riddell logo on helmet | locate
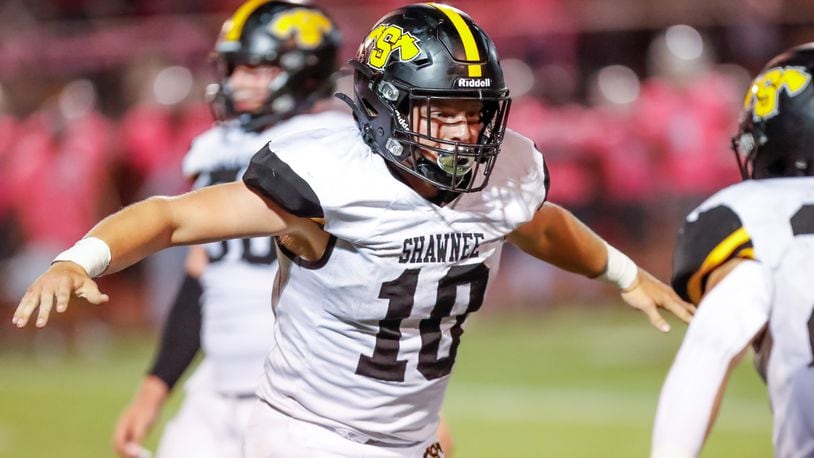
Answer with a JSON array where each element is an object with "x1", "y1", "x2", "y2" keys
[
  {"x1": 394, "y1": 111, "x2": 409, "y2": 130},
  {"x1": 456, "y1": 78, "x2": 492, "y2": 88}
]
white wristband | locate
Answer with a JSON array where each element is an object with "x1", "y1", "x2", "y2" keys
[
  {"x1": 53, "y1": 237, "x2": 112, "y2": 278},
  {"x1": 599, "y1": 241, "x2": 638, "y2": 290}
]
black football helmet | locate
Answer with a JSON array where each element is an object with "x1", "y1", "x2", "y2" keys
[
  {"x1": 337, "y1": 3, "x2": 511, "y2": 193},
  {"x1": 209, "y1": 0, "x2": 341, "y2": 131},
  {"x1": 732, "y1": 43, "x2": 814, "y2": 179}
]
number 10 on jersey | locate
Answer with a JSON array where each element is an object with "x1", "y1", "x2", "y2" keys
[{"x1": 355, "y1": 263, "x2": 489, "y2": 382}]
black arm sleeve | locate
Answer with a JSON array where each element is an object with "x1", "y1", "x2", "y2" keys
[{"x1": 147, "y1": 274, "x2": 203, "y2": 390}]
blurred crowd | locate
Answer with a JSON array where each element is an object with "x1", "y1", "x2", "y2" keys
[{"x1": 0, "y1": 0, "x2": 811, "y2": 332}]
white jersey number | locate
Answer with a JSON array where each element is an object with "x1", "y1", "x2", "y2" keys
[{"x1": 355, "y1": 263, "x2": 489, "y2": 382}]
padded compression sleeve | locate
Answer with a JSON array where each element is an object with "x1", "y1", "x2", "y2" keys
[{"x1": 147, "y1": 274, "x2": 203, "y2": 390}]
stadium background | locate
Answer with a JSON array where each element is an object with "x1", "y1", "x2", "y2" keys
[{"x1": 2, "y1": 0, "x2": 812, "y2": 456}]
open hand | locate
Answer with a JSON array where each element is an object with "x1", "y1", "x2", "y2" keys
[
  {"x1": 12, "y1": 261, "x2": 109, "y2": 328},
  {"x1": 113, "y1": 376, "x2": 169, "y2": 458},
  {"x1": 621, "y1": 269, "x2": 695, "y2": 333}
]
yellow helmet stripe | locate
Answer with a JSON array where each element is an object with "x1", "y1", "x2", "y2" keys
[
  {"x1": 686, "y1": 227, "x2": 755, "y2": 303},
  {"x1": 429, "y1": 3, "x2": 482, "y2": 77},
  {"x1": 225, "y1": 0, "x2": 272, "y2": 41}
]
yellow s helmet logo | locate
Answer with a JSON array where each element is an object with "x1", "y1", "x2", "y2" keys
[
  {"x1": 268, "y1": 8, "x2": 333, "y2": 49},
  {"x1": 744, "y1": 66, "x2": 812, "y2": 121},
  {"x1": 364, "y1": 24, "x2": 422, "y2": 69}
]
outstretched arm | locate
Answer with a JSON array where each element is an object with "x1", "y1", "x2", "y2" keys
[
  {"x1": 508, "y1": 202, "x2": 694, "y2": 331},
  {"x1": 651, "y1": 260, "x2": 770, "y2": 458},
  {"x1": 96, "y1": 181, "x2": 294, "y2": 274},
  {"x1": 507, "y1": 202, "x2": 606, "y2": 276},
  {"x1": 13, "y1": 181, "x2": 299, "y2": 328}
]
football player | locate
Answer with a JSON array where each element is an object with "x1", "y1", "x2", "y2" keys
[
  {"x1": 110, "y1": 2, "x2": 352, "y2": 457},
  {"x1": 651, "y1": 43, "x2": 814, "y2": 458},
  {"x1": 15, "y1": 4, "x2": 693, "y2": 457}
]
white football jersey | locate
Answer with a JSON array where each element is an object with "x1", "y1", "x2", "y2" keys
[
  {"x1": 672, "y1": 177, "x2": 814, "y2": 456},
  {"x1": 182, "y1": 111, "x2": 355, "y2": 394},
  {"x1": 242, "y1": 127, "x2": 548, "y2": 445}
]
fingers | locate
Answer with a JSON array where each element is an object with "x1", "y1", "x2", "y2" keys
[
  {"x1": 622, "y1": 289, "x2": 671, "y2": 333},
  {"x1": 35, "y1": 289, "x2": 55, "y2": 328},
  {"x1": 625, "y1": 270, "x2": 698, "y2": 331},
  {"x1": 12, "y1": 271, "x2": 110, "y2": 328},
  {"x1": 124, "y1": 442, "x2": 152, "y2": 458},
  {"x1": 76, "y1": 279, "x2": 109, "y2": 305},
  {"x1": 55, "y1": 277, "x2": 73, "y2": 313},
  {"x1": 642, "y1": 305, "x2": 671, "y2": 333},
  {"x1": 124, "y1": 422, "x2": 150, "y2": 458},
  {"x1": 112, "y1": 417, "x2": 132, "y2": 457},
  {"x1": 113, "y1": 412, "x2": 144, "y2": 458},
  {"x1": 31, "y1": 278, "x2": 84, "y2": 327},
  {"x1": 662, "y1": 296, "x2": 695, "y2": 324},
  {"x1": 13, "y1": 289, "x2": 42, "y2": 328}
]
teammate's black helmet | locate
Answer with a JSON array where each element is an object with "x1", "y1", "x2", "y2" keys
[
  {"x1": 340, "y1": 3, "x2": 511, "y2": 193},
  {"x1": 732, "y1": 43, "x2": 814, "y2": 179},
  {"x1": 210, "y1": 0, "x2": 341, "y2": 131}
]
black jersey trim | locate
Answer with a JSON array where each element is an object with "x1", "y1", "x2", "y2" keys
[
  {"x1": 672, "y1": 205, "x2": 756, "y2": 304},
  {"x1": 541, "y1": 155, "x2": 551, "y2": 209},
  {"x1": 791, "y1": 204, "x2": 814, "y2": 235},
  {"x1": 276, "y1": 234, "x2": 336, "y2": 270},
  {"x1": 243, "y1": 145, "x2": 324, "y2": 218},
  {"x1": 532, "y1": 142, "x2": 550, "y2": 210}
]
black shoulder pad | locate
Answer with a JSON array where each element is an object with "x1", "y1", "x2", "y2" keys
[
  {"x1": 243, "y1": 145, "x2": 324, "y2": 218},
  {"x1": 791, "y1": 204, "x2": 814, "y2": 235},
  {"x1": 672, "y1": 205, "x2": 755, "y2": 304}
]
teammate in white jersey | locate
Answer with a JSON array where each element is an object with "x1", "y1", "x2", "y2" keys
[
  {"x1": 651, "y1": 43, "x2": 814, "y2": 458},
  {"x1": 111, "y1": 2, "x2": 351, "y2": 457},
  {"x1": 15, "y1": 4, "x2": 693, "y2": 457}
]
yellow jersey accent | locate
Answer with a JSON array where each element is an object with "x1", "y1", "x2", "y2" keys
[
  {"x1": 738, "y1": 247, "x2": 755, "y2": 260},
  {"x1": 687, "y1": 227, "x2": 754, "y2": 303},
  {"x1": 429, "y1": 3, "x2": 482, "y2": 77}
]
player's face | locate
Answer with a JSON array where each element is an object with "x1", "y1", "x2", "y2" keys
[
  {"x1": 228, "y1": 64, "x2": 282, "y2": 113},
  {"x1": 410, "y1": 99, "x2": 483, "y2": 164}
]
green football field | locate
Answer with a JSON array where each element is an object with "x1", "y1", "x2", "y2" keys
[{"x1": 0, "y1": 304, "x2": 772, "y2": 457}]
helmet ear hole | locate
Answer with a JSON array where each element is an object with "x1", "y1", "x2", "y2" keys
[{"x1": 361, "y1": 98, "x2": 378, "y2": 117}]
